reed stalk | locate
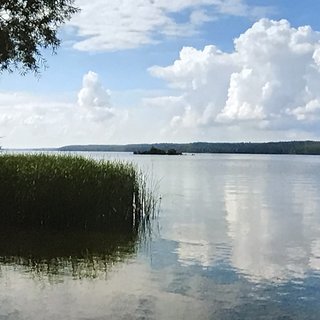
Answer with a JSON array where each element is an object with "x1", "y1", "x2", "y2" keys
[{"x1": 0, "y1": 154, "x2": 156, "y2": 231}]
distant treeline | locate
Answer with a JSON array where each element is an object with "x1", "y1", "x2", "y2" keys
[{"x1": 58, "y1": 141, "x2": 320, "y2": 155}]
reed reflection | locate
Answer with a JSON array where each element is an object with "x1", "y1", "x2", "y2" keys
[{"x1": 0, "y1": 228, "x2": 142, "y2": 279}]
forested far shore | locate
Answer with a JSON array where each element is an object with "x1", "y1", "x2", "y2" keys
[{"x1": 56, "y1": 141, "x2": 320, "y2": 155}]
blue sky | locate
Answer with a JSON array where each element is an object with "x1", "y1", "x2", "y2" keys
[{"x1": 2, "y1": 0, "x2": 320, "y2": 147}]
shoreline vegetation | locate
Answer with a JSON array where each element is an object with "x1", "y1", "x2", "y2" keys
[
  {"x1": 133, "y1": 146, "x2": 182, "y2": 155},
  {"x1": 0, "y1": 154, "x2": 156, "y2": 232},
  {"x1": 53, "y1": 140, "x2": 320, "y2": 155}
]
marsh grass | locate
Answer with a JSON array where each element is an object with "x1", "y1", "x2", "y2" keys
[{"x1": 0, "y1": 153, "x2": 156, "y2": 232}]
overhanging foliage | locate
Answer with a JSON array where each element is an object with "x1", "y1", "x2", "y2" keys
[{"x1": 0, "y1": 0, "x2": 79, "y2": 74}]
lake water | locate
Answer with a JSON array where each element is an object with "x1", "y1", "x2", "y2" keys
[{"x1": 1, "y1": 152, "x2": 320, "y2": 319}]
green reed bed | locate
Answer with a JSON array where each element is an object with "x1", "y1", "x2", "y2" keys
[{"x1": 0, "y1": 154, "x2": 155, "y2": 231}]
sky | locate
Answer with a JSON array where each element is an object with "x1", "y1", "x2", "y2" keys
[{"x1": 2, "y1": 0, "x2": 320, "y2": 148}]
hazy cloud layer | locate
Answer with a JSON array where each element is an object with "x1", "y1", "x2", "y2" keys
[
  {"x1": 68, "y1": 0, "x2": 272, "y2": 51},
  {"x1": 149, "y1": 19, "x2": 320, "y2": 138},
  {"x1": 0, "y1": 72, "x2": 126, "y2": 148}
]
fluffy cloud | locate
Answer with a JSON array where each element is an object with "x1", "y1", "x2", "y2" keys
[
  {"x1": 68, "y1": 0, "x2": 271, "y2": 51},
  {"x1": 78, "y1": 71, "x2": 111, "y2": 109},
  {"x1": 78, "y1": 71, "x2": 115, "y2": 122},
  {"x1": 149, "y1": 19, "x2": 320, "y2": 138},
  {"x1": 0, "y1": 72, "x2": 126, "y2": 148}
]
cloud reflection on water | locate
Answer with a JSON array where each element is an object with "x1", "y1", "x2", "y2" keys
[
  {"x1": 223, "y1": 157, "x2": 320, "y2": 282},
  {"x1": 161, "y1": 155, "x2": 320, "y2": 284}
]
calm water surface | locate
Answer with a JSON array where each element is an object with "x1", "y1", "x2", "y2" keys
[{"x1": 1, "y1": 153, "x2": 320, "y2": 319}]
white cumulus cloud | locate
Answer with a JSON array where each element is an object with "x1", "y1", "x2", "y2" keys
[
  {"x1": 78, "y1": 71, "x2": 115, "y2": 122},
  {"x1": 78, "y1": 71, "x2": 111, "y2": 109},
  {"x1": 0, "y1": 72, "x2": 126, "y2": 148},
  {"x1": 149, "y1": 19, "x2": 320, "y2": 139}
]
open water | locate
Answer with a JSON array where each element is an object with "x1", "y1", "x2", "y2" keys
[{"x1": 0, "y1": 152, "x2": 320, "y2": 319}]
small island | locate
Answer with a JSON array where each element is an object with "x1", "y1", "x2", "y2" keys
[{"x1": 134, "y1": 146, "x2": 182, "y2": 155}]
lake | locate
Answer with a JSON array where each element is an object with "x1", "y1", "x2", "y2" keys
[{"x1": 1, "y1": 152, "x2": 320, "y2": 319}]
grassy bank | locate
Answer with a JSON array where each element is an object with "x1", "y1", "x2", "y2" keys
[{"x1": 0, "y1": 154, "x2": 155, "y2": 231}]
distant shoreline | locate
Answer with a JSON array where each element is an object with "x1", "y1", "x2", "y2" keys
[
  {"x1": 5, "y1": 141, "x2": 320, "y2": 155},
  {"x1": 58, "y1": 141, "x2": 320, "y2": 155}
]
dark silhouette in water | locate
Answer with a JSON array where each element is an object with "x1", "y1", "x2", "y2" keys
[{"x1": 134, "y1": 146, "x2": 182, "y2": 155}]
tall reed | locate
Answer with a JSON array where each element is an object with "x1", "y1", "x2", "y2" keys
[{"x1": 0, "y1": 154, "x2": 155, "y2": 231}]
